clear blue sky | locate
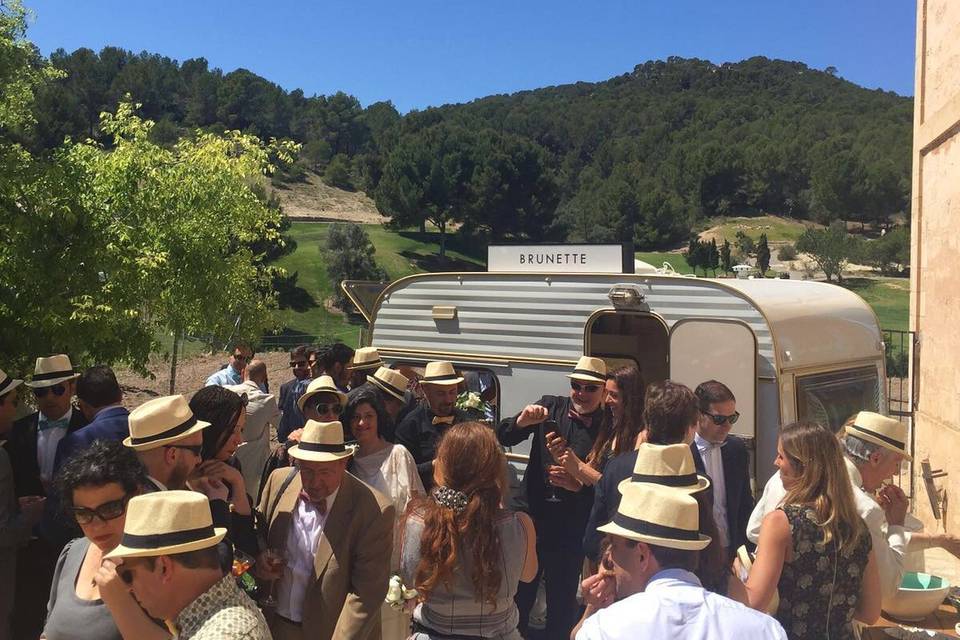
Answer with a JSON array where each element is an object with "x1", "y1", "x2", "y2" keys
[{"x1": 25, "y1": 0, "x2": 915, "y2": 113}]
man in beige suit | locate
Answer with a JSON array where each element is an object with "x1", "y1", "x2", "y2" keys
[{"x1": 257, "y1": 420, "x2": 394, "y2": 640}]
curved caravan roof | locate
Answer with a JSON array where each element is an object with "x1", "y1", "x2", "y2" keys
[{"x1": 368, "y1": 273, "x2": 883, "y2": 377}]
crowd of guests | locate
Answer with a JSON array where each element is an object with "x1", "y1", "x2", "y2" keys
[{"x1": 1, "y1": 345, "x2": 959, "y2": 640}]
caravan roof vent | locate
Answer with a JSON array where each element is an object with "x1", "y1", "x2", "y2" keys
[{"x1": 607, "y1": 284, "x2": 646, "y2": 309}]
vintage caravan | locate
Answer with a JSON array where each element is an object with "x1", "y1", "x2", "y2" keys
[{"x1": 344, "y1": 247, "x2": 886, "y2": 486}]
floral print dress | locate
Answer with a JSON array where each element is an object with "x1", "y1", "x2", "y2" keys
[{"x1": 775, "y1": 505, "x2": 872, "y2": 640}]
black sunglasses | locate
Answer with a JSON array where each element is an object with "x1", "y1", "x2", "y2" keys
[
  {"x1": 233, "y1": 353, "x2": 250, "y2": 362},
  {"x1": 165, "y1": 444, "x2": 203, "y2": 456},
  {"x1": 290, "y1": 360, "x2": 308, "y2": 368},
  {"x1": 570, "y1": 381, "x2": 601, "y2": 393},
  {"x1": 33, "y1": 384, "x2": 67, "y2": 398},
  {"x1": 702, "y1": 410, "x2": 740, "y2": 426},
  {"x1": 309, "y1": 401, "x2": 341, "y2": 415},
  {"x1": 73, "y1": 496, "x2": 129, "y2": 525}
]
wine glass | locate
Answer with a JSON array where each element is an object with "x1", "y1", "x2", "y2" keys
[
  {"x1": 259, "y1": 548, "x2": 285, "y2": 608},
  {"x1": 541, "y1": 420, "x2": 562, "y2": 503}
]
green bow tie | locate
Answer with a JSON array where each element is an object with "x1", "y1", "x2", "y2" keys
[{"x1": 39, "y1": 417, "x2": 69, "y2": 431}]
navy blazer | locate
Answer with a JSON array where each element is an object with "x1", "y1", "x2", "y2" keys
[
  {"x1": 53, "y1": 406, "x2": 130, "y2": 473},
  {"x1": 690, "y1": 436, "x2": 755, "y2": 554}
]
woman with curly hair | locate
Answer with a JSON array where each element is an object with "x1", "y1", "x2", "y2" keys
[
  {"x1": 745, "y1": 422, "x2": 881, "y2": 638},
  {"x1": 401, "y1": 422, "x2": 537, "y2": 639}
]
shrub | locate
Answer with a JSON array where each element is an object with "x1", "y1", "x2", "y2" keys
[{"x1": 777, "y1": 244, "x2": 797, "y2": 261}]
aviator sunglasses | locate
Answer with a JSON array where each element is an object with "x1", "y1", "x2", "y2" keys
[
  {"x1": 73, "y1": 495, "x2": 129, "y2": 525},
  {"x1": 570, "y1": 381, "x2": 601, "y2": 393},
  {"x1": 702, "y1": 410, "x2": 740, "y2": 426},
  {"x1": 309, "y1": 400, "x2": 342, "y2": 415},
  {"x1": 33, "y1": 384, "x2": 67, "y2": 398}
]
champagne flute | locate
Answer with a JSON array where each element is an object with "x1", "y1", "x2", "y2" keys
[
  {"x1": 259, "y1": 548, "x2": 285, "y2": 608},
  {"x1": 541, "y1": 420, "x2": 562, "y2": 503}
]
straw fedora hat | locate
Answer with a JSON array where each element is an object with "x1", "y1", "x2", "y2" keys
[
  {"x1": 846, "y1": 411, "x2": 912, "y2": 461},
  {"x1": 567, "y1": 356, "x2": 607, "y2": 384},
  {"x1": 368, "y1": 366, "x2": 409, "y2": 403},
  {"x1": 348, "y1": 347, "x2": 384, "y2": 371},
  {"x1": 25, "y1": 354, "x2": 80, "y2": 388},
  {"x1": 104, "y1": 491, "x2": 226, "y2": 560},
  {"x1": 123, "y1": 395, "x2": 212, "y2": 452},
  {"x1": 297, "y1": 375, "x2": 348, "y2": 412},
  {"x1": 288, "y1": 420, "x2": 355, "y2": 463},
  {"x1": 0, "y1": 368, "x2": 24, "y2": 397},
  {"x1": 618, "y1": 443, "x2": 710, "y2": 494},
  {"x1": 598, "y1": 482, "x2": 711, "y2": 551},
  {"x1": 421, "y1": 361, "x2": 464, "y2": 386}
]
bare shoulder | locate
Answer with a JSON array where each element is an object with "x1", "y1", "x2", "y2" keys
[
  {"x1": 515, "y1": 511, "x2": 536, "y2": 539},
  {"x1": 760, "y1": 509, "x2": 791, "y2": 539}
]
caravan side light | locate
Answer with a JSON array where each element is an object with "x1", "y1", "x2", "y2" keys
[{"x1": 607, "y1": 285, "x2": 646, "y2": 309}]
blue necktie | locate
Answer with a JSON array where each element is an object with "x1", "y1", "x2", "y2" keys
[{"x1": 39, "y1": 417, "x2": 69, "y2": 431}]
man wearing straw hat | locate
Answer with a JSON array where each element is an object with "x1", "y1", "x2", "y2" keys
[
  {"x1": 0, "y1": 368, "x2": 46, "y2": 640},
  {"x1": 99, "y1": 490, "x2": 270, "y2": 639},
  {"x1": 573, "y1": 483, "x2": 786, "y2": 640},
  {"x1": 747, "y1": 411, "x2": 960, "y2": 610},
  {"x1": 346, "y1": 347, "x2": 385, "y2": 396},
  {"x1": 256, "y1": 419, "x2": 394, "y2": 640},
  {"x1": 396, "y1": 361, "x2": 469, "y2": 489},
  {"x1": 362, "y1": 366, "x2": 413, "y2": 425},
  {"x1": 123, "y1": 395, "x2": 214, "y2": 493},
  {"x1": 497, "y1": 355, "x2": 608, "y2": 640},
  {"x1": 6, "y1": 355, "x2": 87, "y2": 498}
]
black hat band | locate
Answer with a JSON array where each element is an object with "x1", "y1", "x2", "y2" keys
[
  {"x1": 32, "y1": 369, "x2": 74, "y2": 382},
  {"x1": 121, "y1": 524, "x2": 216, "y2": 550},
  {"x1": 130, "y1": 416, "x2": 198, "y2": 446},
  {"x1": 298, "y1": 441, "x2": 347, "y2": 453},
  {"x1": 612, "y1": 512, "x2": 699, "y2": 541},
  {"x1": 423, "y1": 372, "x2": 461, "y2": 382},
  {"x1": 630, "y1": 472, "x2": 699, "y2": 487},
  {"x1": 571, "y1": 368, "x2": 606, "y2": 380},
  {"x1": 371, "y1": 376, "x2": 405, "y2": 399},
  {"x1": 848, "y1": 423, "x2": 905, "y2": 450},
  {"x1": 0, "y1": 375, "x2": 13, "y2": 395}
]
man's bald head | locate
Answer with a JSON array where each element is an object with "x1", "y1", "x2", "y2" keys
[{"x1": 246, "y1": 359, "x2": 267, "y2": 385}]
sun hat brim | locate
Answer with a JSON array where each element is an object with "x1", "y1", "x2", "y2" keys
[
  {"x1": 288, "y1": 443, "x2": 355, "y2": 463},
  {"x1": 122, "y1": 419, "x2": 212, "y2": 452},
  {"x1": 297, "y1": 387, "x2": 348, "y2": 412},
  {"x1": 618, "y1": 474, "x2": 710, "y2": 495},
  {"x1": 597, "y1": 520, "x2": 711, "y2": 551},
  {"x1": 25, "y1": 373, "x2": 80, "y2": 388},
  {"x1": 348, "y1": 361, "x2": 384, "y2": 371},
  {"x1": 845, "y1": 423, "x2": 913, "y2": 461},
  {"x1": 567, "y1": 372, "x2": 607, "y2": 384},
  {"x1": 0, "y1": 378, "x2": 23, "y2": 396},
  {"x1": 368, "y1": 376, "x2": 406, "y2": 402},
  {"x1": 104, "y1": 527, "x2": 227, "y2": 560},
  {"x1": 421, "y1": 376, "x2": 464, "y2": 386}
]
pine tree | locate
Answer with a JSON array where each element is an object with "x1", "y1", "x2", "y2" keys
[{"x1": 756, "y1": 233, "x2": 771, "y2": 276}]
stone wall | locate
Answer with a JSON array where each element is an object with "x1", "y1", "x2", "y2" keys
[{"x1": 910, "y1": 0, "x2": 960, "y2": 533}]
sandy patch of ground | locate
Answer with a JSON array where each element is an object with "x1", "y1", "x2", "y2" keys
[{"x1": 271, "y1": 172, "x2": 385, "y2": 223}]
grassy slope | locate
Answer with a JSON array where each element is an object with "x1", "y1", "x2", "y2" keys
[
  {"x1": 270, "y1": 222, "x2": 483, "y2": 343},
  {"x1": 701, "y1": 215, "x2": 817, "y2": 244},
  {"x1": 841, "y1": 277, "x2": 909, "y2": 332}
]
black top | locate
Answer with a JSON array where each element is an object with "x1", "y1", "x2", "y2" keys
[
  {"x1": 497, "y1": 395, "x2": 601, "y2": 551},
  {"x1": 395, "y1": 404, "x2": 470, "y2": 490},
  {"x1": 4, "y1": 409, "x2": 87, "y2": 498}
]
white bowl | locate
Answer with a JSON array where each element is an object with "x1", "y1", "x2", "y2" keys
[{"x1": 884, "y1": 572, "x2": 952, "y2": 621}]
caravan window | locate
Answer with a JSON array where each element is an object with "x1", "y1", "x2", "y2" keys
[
  {"x1": 795, "y1": 366, "x2": 881, "y2": 433},
  {"x1": 391, "y1": 362, "x2": 500, "y2": 423}
]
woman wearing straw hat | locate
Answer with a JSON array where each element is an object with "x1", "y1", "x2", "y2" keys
[
  {"x1": 256, "y1": 420, "x2": 394, "y2": 640},
  {"x1": 100, "y1": 491, "x2": 270, "y2": 639},
  {"x1": 573, "y1": 482, "x2": 786, "y2": 640}
]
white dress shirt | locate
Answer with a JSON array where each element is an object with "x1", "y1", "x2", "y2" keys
[
  {"x1": 694, "y1": 433, "x2": 729, "y2": 549},
  {"x1": 745, "y1": 460, "x2": 910, "y2": 608},
  {"x1": 576, "y1": 568, "x2": 787, "y2": 640},
  {"x1": 276, "y1": 488, "x2": 339, "y2": 622},
  {"x1": 37, "y1": 408, "x2": 72, "y2": 483}
]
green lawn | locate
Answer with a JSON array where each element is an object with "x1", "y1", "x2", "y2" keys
[
  {"x1": 268, "y1": 223, "x2": 483, "y2": 345},
  {"x1": 704, "y1": 215, "x2": 816, "y2": 244},
  {"x1": 841, "y1": 277, "x2": 910, "y2": 332},
  {"x1": 635, "y1": 252, "x2": 695, "y2": 275}
]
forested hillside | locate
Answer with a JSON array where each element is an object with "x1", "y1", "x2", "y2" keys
[{"x1": 28, "y1": 49, "x2": 911, "y2": 249}]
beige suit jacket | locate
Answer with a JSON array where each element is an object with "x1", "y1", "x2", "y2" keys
[{"x1": 258, "y1": 467, "x2": 395, "y2": 640}]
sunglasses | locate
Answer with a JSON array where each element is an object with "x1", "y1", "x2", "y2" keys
[
  {"x1": 702, "y1": 410, "x2": 740, "y2": 426},
  {"x1": 165, "y1": 444, "x2": 203, "y2": 456},
  {"x1": 73, "y1": 496, "x2": 128, "y2": 525},
  {"x1": 33, "y1": 384, "x2": 67, "y2": 398},
  {"x1": 233, "y1": 353, "x2": 250, "y2": 362},
  {"x1": 570, "y1": 381, "x2": 601, "y2": 393},
  {"x1": 290, "y1": 360, "x2": 308, "y2": 368},
  {"x1": 118, "y1": 560, "x2": 148, "y2": 585},
  {"x1": 309, "y1": 401, "x2": 341, "y2": 416}
]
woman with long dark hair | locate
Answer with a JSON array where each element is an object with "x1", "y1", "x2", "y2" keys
[
  {"x1": 745, "y1": 421, "x2": 880, "y2": 638},
  {"x1": 553, "y1": 364, "x2": 645, "y2": 486},
  {"x1": 188, "y1": 385, "x2": 258, "y2": 559},
  {"x1": 401, "y1": 422, "x2": 537, "y2": 639}
]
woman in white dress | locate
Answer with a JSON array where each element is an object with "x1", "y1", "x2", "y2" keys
[{"x1": 345, "y1": 390, "x2": 425, "y2": 640}]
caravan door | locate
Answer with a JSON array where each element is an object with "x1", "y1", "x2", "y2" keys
[{"x1": 669, "y1": 319, "x2": 757, "y2": 441}]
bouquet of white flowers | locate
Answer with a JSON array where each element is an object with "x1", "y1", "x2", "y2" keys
[
  {"x1": 456, "y1": 391, "x2": 492, "y2": 421},
  {"x1": 385, "y1": 574, "x2": 418, "y2": 611}
]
